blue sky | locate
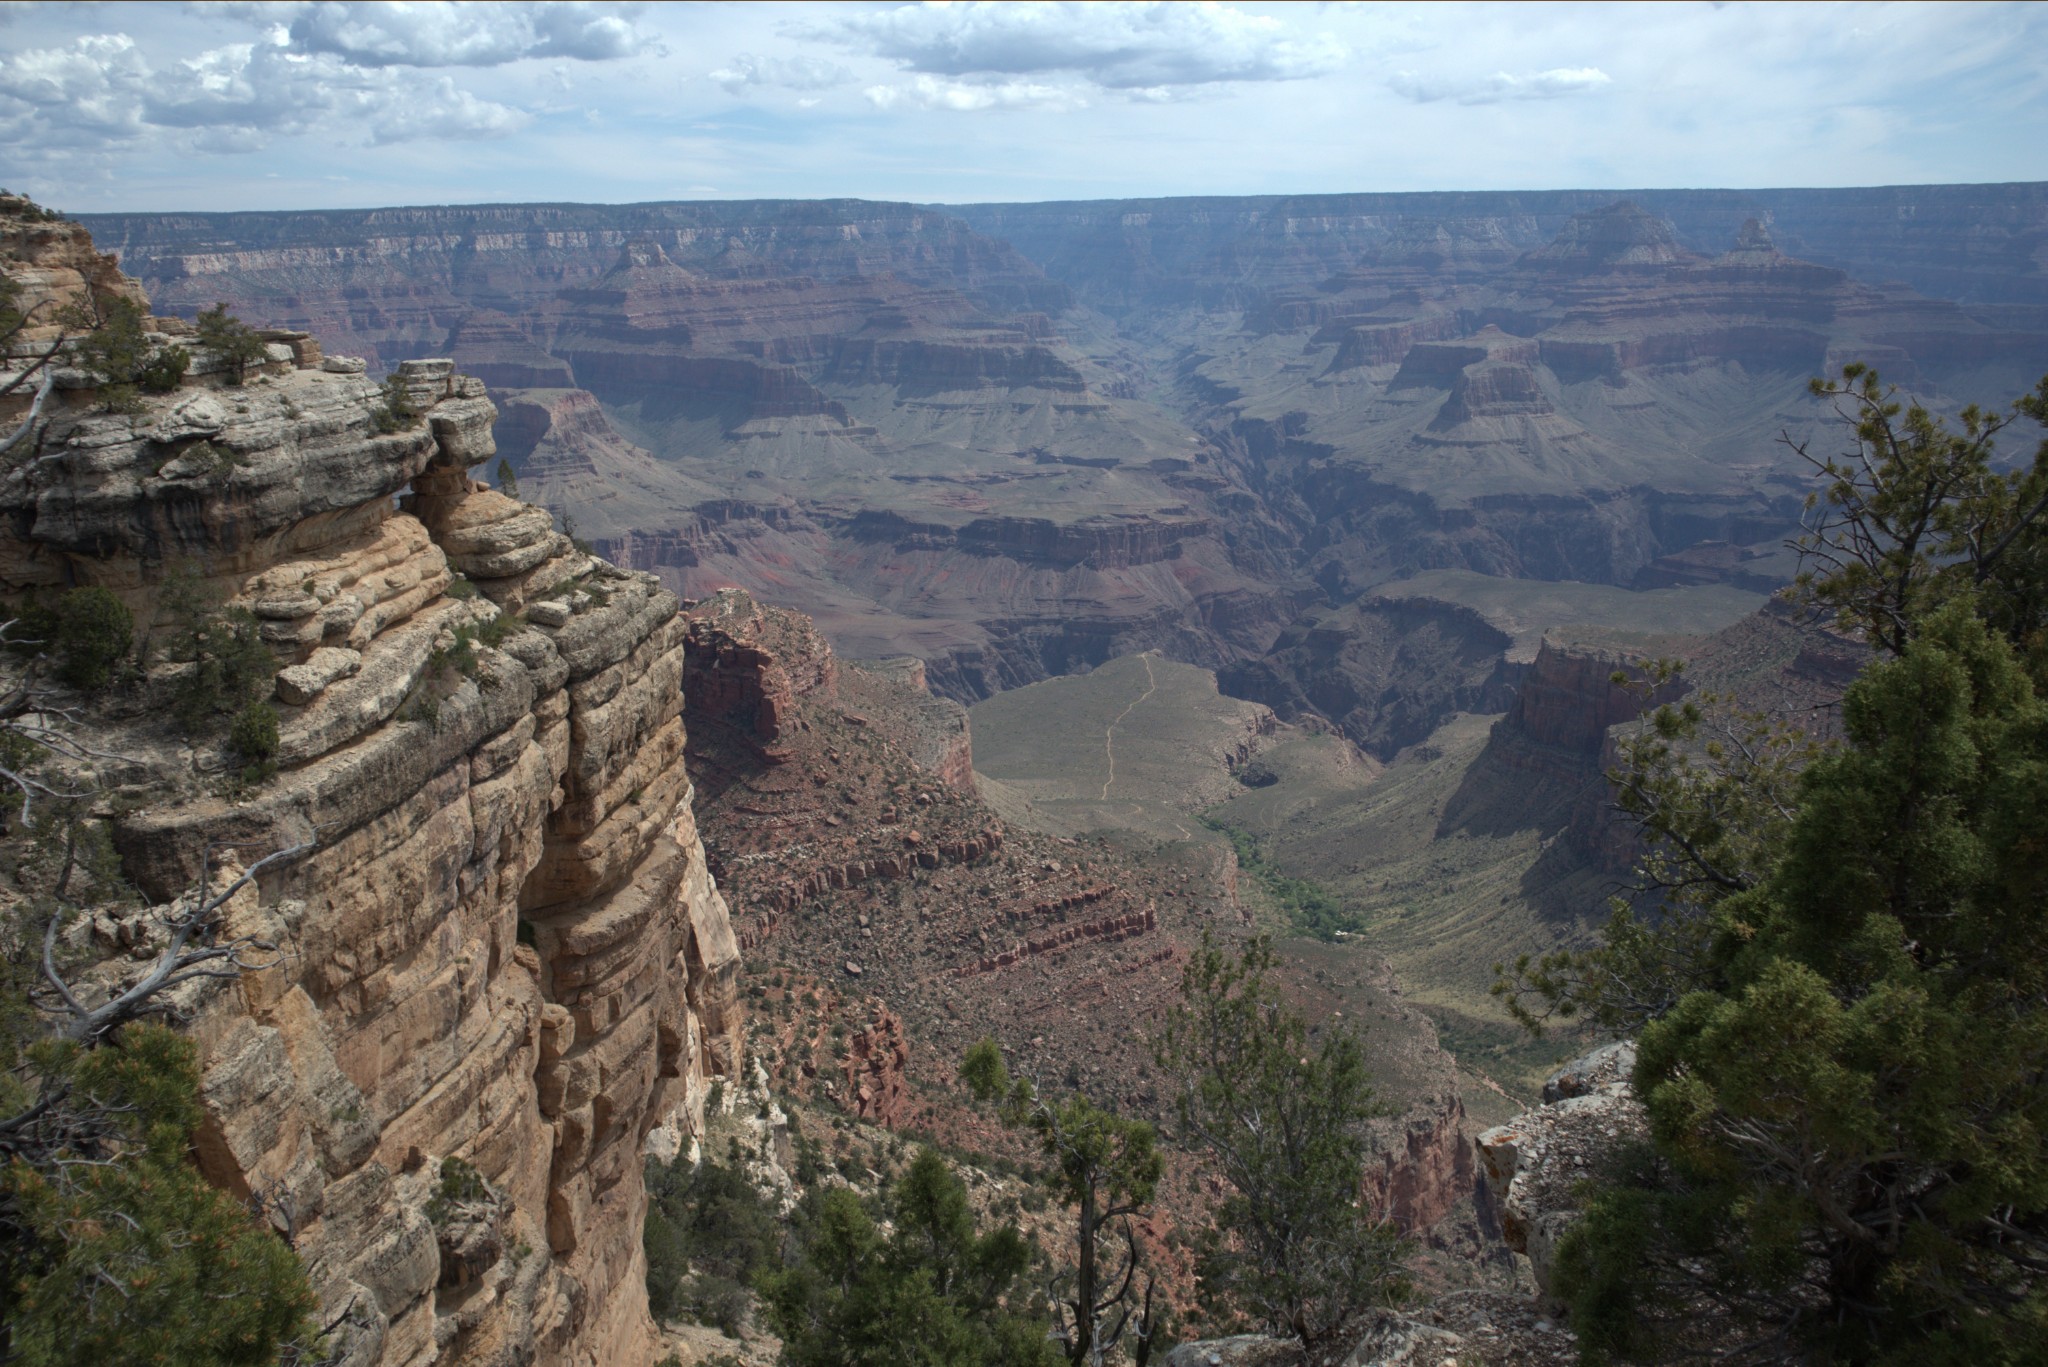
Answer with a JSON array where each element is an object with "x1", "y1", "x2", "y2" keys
[{"x1": 2, "y1": 1, "x2": 2043, "y2": 212}]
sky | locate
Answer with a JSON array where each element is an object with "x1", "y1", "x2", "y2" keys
[{"x1": 1, "y1": 1, "x2": 2043, "y2": 214}]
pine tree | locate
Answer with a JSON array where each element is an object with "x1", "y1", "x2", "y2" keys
[
  {"x1": 1156, "y1": 934, "x2": 1409, "y2": 1356},
  {"x1": 760, "y1": 1147, "x2": 1059, "y2": 1367},
  {"x1": 1530, "y1": 371, "x2": 2048, "y2": 1365},
  {"x1": 962, "y1": 1040, "x2": 1165, "y2": 1366},
  {"x1": 195, "y1": 302, "x2": 268, "y2": 385}
]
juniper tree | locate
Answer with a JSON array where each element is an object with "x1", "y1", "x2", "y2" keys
[
  {"x1": 961, "y1": 1039, "x2": 1165, "y2": 1367},
  {"x1": 1156, "y1": 934, "x2": 1408, "y2": 1358},
  {"x1": 759, "y1": 1146, "x2": 1058, "y2": 1367},
  {"x1": 195, "y1": 302, "x2": 267, "y2": 385},
  {"x1": 0, "y1": 616, "x2": 321, "y2": 1362},
  {"x1": 1508, "y1": 370, "x2": 2048, "y2": 1365}
]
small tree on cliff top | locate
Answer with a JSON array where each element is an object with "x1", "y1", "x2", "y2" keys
[
  {"x1": 962, "y1": 1038, "x2": 1164, "y2": 1367},
  {"x1": 1514, "y1": 369, "x2": 2048, "y2": 1366},
  {"x1": 196, "y1": 302, "x2": 267, "y2": 385}
]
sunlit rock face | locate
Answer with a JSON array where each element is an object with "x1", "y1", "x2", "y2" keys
[{"x1": 2, "y1": 216, "x2": 742, "y2": 1367}]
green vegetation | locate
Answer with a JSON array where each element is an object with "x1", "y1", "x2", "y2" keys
[
  {"x1": 0, "y1": 641, "x2": 321, "y2": 1363},
  {"x1": 761, "y1": 1149, "x2": 1059, "y2": 1367},
  {"x1": 0, "y1": 1026, "x2": 321, "y2": 1366},
  {"x1": 227, "y1": 699, "x2": 280, "y2": 785},
  {"x1": 425, "y1": 1157, "x2": 490, "y2": 1226},
  {"x1": 1503, "y1": 369, "x2": 2048, "y2": 1364},
  {"x1": 195, "y1": 302, "x2": 266, "y2": 385},
  {"x1": 402, "y1": 612, "x2": 519, "y2": 730},
  {"x1": 644, "y1": 1144, "x2": 1056, "y2": 1364},
  {"x1": 154, "y1": 570, "x2": 276, "y2": 737},
  {"x1": 70, "y1": 296, "x2": 188, "y2": 410},
  {"x1": 644, "y1": 1152, "x2": 783, "y2": 1334},
  {"x1": 1157, "y1": 934, "x2": 1408, "y2": 1354},
  {"x1": 1206, "y1": 821, "x2": 1360, "y2": 941},
  {"x1": 372, "y1": 374, "x2": 420, "y2": 433},
  {"x1": 495, "y1": 458, "x2": 520, "y2": 500},
  {"x1": 962, "y1": 1038, "x2": 1164, "y2": 1365},
  {"x1": 9, "y1": 586, "x2": 136, "y2": 691}
]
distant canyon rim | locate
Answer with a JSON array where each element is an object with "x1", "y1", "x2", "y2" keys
[{"x1": 79, "y1": 183, "x2": 2048, "y2": 719}]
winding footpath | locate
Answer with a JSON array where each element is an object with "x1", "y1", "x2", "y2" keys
[{"x1": 1099, "y1": 652, "x2": 1160, "y2": 800}]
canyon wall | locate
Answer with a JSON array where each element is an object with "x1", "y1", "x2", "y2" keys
[
  {"x1": 950, "y1": 184, "x2": 2048, "y2": 313},
  {"x1": 2, "y1": 206, "x2": 740, "y2": 1367},
  {"x1": 78, "y1": 198, "x2": 1302, "y2": 702}
]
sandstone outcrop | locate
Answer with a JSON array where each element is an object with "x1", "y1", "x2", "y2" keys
[
  {"x1": 1476, "y1": 1041, "x2": 1644, "y2": 1302},
  {"x1": 3, "y1": 219, "x2": 741, "y2": 1367}
]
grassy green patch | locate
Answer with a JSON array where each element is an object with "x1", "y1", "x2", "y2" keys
[{"x1": 1204, "y1": 819, "x2": 1361, "y2": 941}]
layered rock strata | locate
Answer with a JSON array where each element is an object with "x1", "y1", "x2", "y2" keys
[
  {"x1": 3, "y1": 219, "x2": 740, "y2": 1367},
  {"x1": 76, "y1": 198, "x2": 1307, "y2": 704}
]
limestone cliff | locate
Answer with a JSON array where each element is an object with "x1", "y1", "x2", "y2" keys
[{"x1": 1, "y1": 209, "x2": 740, "y2": 1367}]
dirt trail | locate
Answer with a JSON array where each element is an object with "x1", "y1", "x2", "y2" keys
[{"x1": 1100, "y1": 652, "x2": 1159, "y2": 800}]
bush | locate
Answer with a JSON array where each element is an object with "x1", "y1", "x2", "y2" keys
[
  {"x1": 1158, "y1": 934, "x2": 1409, "y2": 1348},
  {"x1": 372, "y1": 375, "x2": 420, "y2": 433},
  {"x1": 1207, "y1": 822, "x2": 1361, "y2": 940},
  {"x1": 644, "y1": 1154, "x2": 782, "y2": 1329},
  {"x1": 425, "y1": 1157, "x2": 489, "y2": 1226},
  {"x1": 227, "y1": 700, "x2": 279, "y2": 783},
  {"x1": 0, "y1": 1025, "x2": 320, "y2": 1365},
  {"x1": 155, "y1": 572, "x2": 276, "y2": 736},
  {"x1": 70, "y1": 297, "x2": 188, "y2": 410},
  {"x1": 761, "y1": 1150, "x2": 1059, "y2": 1367},
  {"x1": 51, "y1": 587, "x2": 132, "y2": 691}
]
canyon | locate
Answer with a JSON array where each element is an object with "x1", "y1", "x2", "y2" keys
[
  {"x1": 16, "y1": 178, "x2": 2048, "y2": 1361},
  {"x1": 2, "y1": 201, "x2": 1481, "y2": 1365},
  {"x1": 78, "y1": 185, "x2": 2048, "y2": 724}
]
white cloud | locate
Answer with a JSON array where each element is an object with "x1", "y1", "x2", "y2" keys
[
  {"x1": 206, "y1": 1, "x2": 657, "y2": 69},
  {"x1": 0, "y1": 29, "x2": 527, "y2": 157},
  {"x1": 827, "y1": 0, "x2": 1347, "y2": 91},
  {"x1": 1391, "y1": 65, "x2": 1612, "y2": 106},
  {"x1": 864, "y1": 73, "x2": 1083, "y2": 113},
  {"x1": 709, "y1": 52, "x2": 853, "y2": 95},
  {"x1": 370, "y1": 77, "x2": 534, "y2": 143}
]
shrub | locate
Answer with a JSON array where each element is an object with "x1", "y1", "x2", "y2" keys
[
  {"x1": 155, "y1": 571, "x2": 276, "y2": 736},
  {"x1": 0, "y1": 1025, "x2": 321, "y2": 1365},
  {"x1": 227, "y1": 700, "x2": 279, "y2": 784},
  {"x1": 425, "y1": 1157, "x2": 489, "y2": 1226},
  {"x1": 643, "y1": 1154, "x2": 782, "y2": 1328},
  {"x1": 51, "y1": 587, "x2": 132, "y2": 691},
  {"x1": 372, "y1": 375, "x2": 420, "y2": 433},
  {"x1": 70, "y1": 297, "x2": 188, "y2": 410}
]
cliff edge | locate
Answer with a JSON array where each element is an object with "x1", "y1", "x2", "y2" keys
[{"x1": 1, "y1": 199, "x2": 741, "y2": 1367}]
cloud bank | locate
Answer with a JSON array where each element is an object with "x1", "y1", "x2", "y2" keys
[
  {"x1": 1391, "y1": 65, "x2": 1614, "y2": 106},
  {"x1": 832, "y1": 0, "x2": 1346, "y2": 111}
]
